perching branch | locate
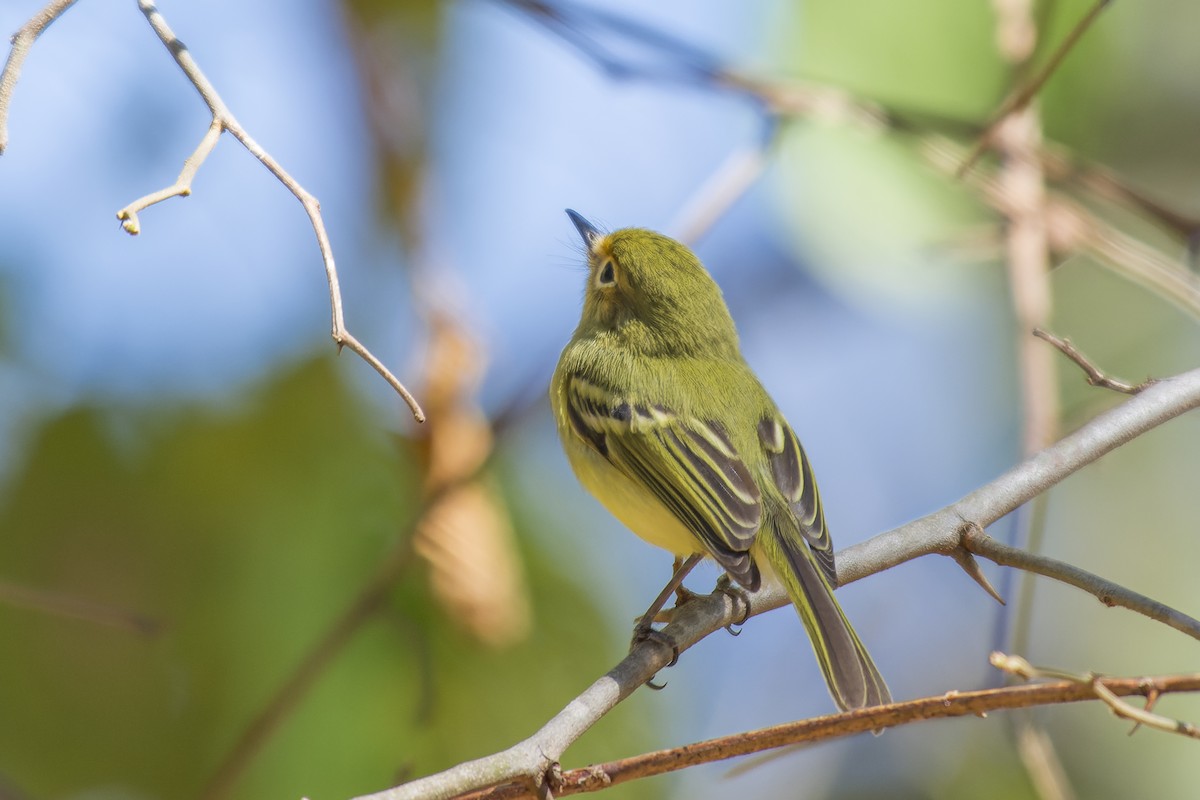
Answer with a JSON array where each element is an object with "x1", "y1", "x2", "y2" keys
[
  {"x1": 0, "y1": 0, "x2": 78, "y2": 154},
  {"x1": 458, "y1": 664, "x2": 1200, "y2": 799},
  {"x1": 355, "y1": 366, "x2": 1200, "y2": 800},
  {"x1": 116, "y1": 118, "x2": 221, "y2": 235}
]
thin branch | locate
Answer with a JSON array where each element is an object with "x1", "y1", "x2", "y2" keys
[
  {"x1": 993, "y1": 653, "x2": 1200, "y2": 739},
  {"x1": 0, "y1": 579, "x2": 161, "y2": 636},
  {"x1": 1015, "y1": 722, "x2": 1077, "y2": 800},
  {"x1": 670, "y1": 130, "x2": 775, "y2": 246},
  {"x1": 923, "y1": 137, "x2": 1200, "y2": 319},
  {"x1": 1091, "y1": 680, "x2": 1200, "y2": 739},
  {"x1": 456, "y1": 669, "x2": 1200, "y2": 799},
  {"x1": 201, "y1": 537, "x2": 418, "y2": 800},
  {"x1": 0, "y1": 0, "x2": 78, "y2": 154},
  {"x1": 354, "y1": 366, "x2": 1200, "y2": 800},
  {"x1": 961, "y1": 524, "x2": 1200, "y2": 640},
  {"x1": 124, "y1": 0, "x2": 424, "y2": 421},
  {"x1": 117, "y1": 119, "x2": 220, "y2": 234},
  {"x1": 982, "y1": 8, "x2": 1066, "y2": 797},
  {"x1": 1033, "y1": 327, "x2": 1157, "y2": 394},
  {"x1": 992, "y1": 100, "x2": 1058, "y2": 458},
  {"x1": 1040, "y1": 147, "x2": 1200, "y2": 245},
  {"x1": 959, "y1": 0, "x2": 1113, "y2": 177}
]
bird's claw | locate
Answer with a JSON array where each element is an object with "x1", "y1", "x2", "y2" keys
[
  {"x1": 715, "y1": 574, "x2": 752, "y2": 635},
  {"x1": 631, "y1": 624, "x2": 680, "y2": 688}
]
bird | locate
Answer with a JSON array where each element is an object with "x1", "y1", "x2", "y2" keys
[{"x1": 549, "y1": 209, "x2": 890, "y2": 711}]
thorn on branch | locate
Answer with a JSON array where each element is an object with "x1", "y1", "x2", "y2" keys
[
  {"x1": 1033, "y1": 328, "x2": 1157, "y2": 395},
  {"x1": 951, "y1": 543, "x2": 1006, "y2": 605},
  {"x1": 1129, "y1": 684, "x2": 1161, "y2": 736}
]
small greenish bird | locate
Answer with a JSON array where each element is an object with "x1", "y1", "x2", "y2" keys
[{"x1": 550, "y1": 210, "x2": 890, "y2": 711}]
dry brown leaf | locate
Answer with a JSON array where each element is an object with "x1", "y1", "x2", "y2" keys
[
  {"x1": 418, "y1": 311, "x2": 493, "y2": 490},
  {"x1": 413, "y1": 480, "x2": 531, "y2": 648},
  {"x1": 410, "y1": 310, "x2": 531, "y2": 647}
]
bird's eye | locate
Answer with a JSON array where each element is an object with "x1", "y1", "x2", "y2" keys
[{"x1": 597, "y1": 260, "x2": 616, "y2": 286}]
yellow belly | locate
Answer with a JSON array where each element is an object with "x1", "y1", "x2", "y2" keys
[{"x1": 562, "y1": 433, "x2": 701, "y2": 556}]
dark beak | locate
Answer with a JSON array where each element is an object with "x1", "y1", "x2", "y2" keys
[{"x1": 565, "y1": 209, "x2": 602, "y2": 251}]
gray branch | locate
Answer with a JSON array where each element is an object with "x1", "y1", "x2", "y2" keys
[{"x1": 356, "y1": 365, "x2": 1200, "y2": 800}]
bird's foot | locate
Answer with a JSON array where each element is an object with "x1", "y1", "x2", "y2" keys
[
  {"x1": 673, "y1": 583, "x2": 700, "y2": 607},
  {"x1": 630, "y1": 620, "x2": 680, "y2": 689},
  {"x1": 715, "y1": 574, "x2": 752, "y2": 636}
]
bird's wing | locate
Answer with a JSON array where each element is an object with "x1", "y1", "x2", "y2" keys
[
  {"x1": 756, "y1": 416, "x2": 836, "y2": 585},
  {"x1": 565, "y1": 375, "x2": 763, "y2": 589}
]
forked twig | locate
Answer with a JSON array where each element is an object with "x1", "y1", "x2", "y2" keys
[
  {"x1": 121, "y1": 0, "x2": 424, "y2": 421},
  {"x1": 993, "y1": 653, "x2": 1200, "y2": 740},
  {"x1": 958, "y1": 0, "x2": 1113, "y2": 177}
]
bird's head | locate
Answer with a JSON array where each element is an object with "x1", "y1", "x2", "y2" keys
[{"x1": 566, "y1": 209, "x2": 740, "y2": 359}]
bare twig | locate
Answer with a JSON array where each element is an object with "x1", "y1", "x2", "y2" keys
[
  {"x1": 993, "y1": 653, "x2": 1200, "y2": 740},
  {"x1": 1091, "y1": 680, "x2": 1200, "y2": 739},
  {"x1": 983, "y1": 8, "x2": 1066, "y2": 796},
  {"x1": 961, "y1": 524, "x2": 1200, "y2": 640},
  {"x1": 355, "y1": 366, "x2": 1200, "y2": 800},
  {"x1": 959, "y1": 0, "x2": 1113, "y2": 177},
  {"x1": 670, "y1": 133, "x2": 774, "y2": 246},
  {"x1": 116, "y1": 119, "x2": 220, "y2": 234},
  {"x1": 122, "y1": 0, "x2": 424, "y2": 421},
  {"x1": 0, "y1": 0, "x2": 78, "y2": 154},
  {"x1": 1034, "y1": 328, "x2": 1157, "y2": 394},
  {"x1": 455, "y1": 669, "x2": 1200, "y2": 800}
]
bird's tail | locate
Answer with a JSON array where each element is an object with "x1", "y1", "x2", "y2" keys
[{"x1": 758, "y1": 510, "x2": 891, "y2": 711}]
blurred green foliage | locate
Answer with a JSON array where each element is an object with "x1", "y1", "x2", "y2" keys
[{"x1": 0, "y1": 360, "x2": 656, "y2": 799}]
